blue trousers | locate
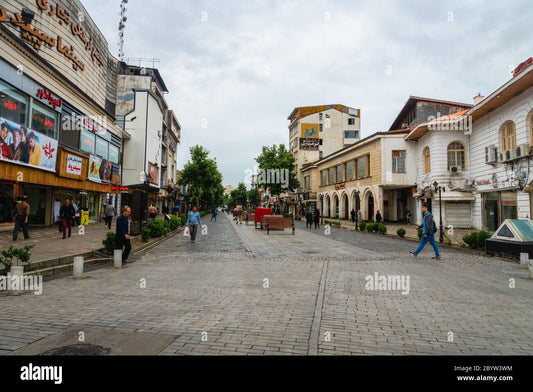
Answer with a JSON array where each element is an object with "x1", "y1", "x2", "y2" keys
[{"x1": 414, "y1": 234, "x2": 440, "y2": 257}]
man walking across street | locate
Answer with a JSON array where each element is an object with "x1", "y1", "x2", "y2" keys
[
  {"x1": 350, "y1": 209, "x2": 356, "y2": 223},
  {"x1": 12, "y1": 195, "x2": 30, "y2": 241},
  {"x1": 306, "y1": 209, "x2": 313, "y2": 228},
  {"x1": 410, "y1": 203, "x2": 440, "y2": 259},
  {"x1": 104, "y1": 199, "x2": 115, "y2": 230},
  {"x1": 211, "y1": 207, "x2": 217, "y2": 222},
  {"x1": 59, "y1": 197, "x2": 75, "y2": 239},
  {"x1": 186, "y1": 206, "x2": 202, "y2": 243},
  {"x1": 116, "y1": 206, "x2": 132, "y2": 263}
]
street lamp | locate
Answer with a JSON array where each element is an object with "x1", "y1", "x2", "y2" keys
[{"x1": 433, "y1": 181, "x2": 445, "y2": 243}]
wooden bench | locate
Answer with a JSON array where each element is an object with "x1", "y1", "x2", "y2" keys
[
  {"x1": 245, "y1": 213, "x2": 255, "y2": 225},
  {"x1": 265, "y1": 216, "x2": 295, "y2": 235}
]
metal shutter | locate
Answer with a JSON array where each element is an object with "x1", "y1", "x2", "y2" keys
[{"x1": 445, "y1": 201, "x2": 472, "y2": 228}]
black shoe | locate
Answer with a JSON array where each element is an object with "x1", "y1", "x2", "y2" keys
[
  {"x1": 432, "y1": 256, "x2": 441, "y2": 260},
  {"x1": 409, "y1": 251, "x2": 417, "y2": 257}
]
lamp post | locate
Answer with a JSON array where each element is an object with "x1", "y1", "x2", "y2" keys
[{"x1": 433, "y1": 181, "x2": 445, "y2": 243}]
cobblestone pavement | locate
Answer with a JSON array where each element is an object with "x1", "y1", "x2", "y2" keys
[{"x1": 1, "y1": 212, "x2": 532, "y2": 356}]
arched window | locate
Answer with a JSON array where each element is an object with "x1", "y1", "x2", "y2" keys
[
  {"x1": 500, "y1": 121, "x2": 516, "y2": 152},
  {"x1": 447, "y1": 141, "x2": 465, "y2": 171},
  {"x1": 423, "y1": 146, "x2": 431, "y2": 174},
  {"x1": 529, "y1": 113, "x2": 533, "y2": 146}
]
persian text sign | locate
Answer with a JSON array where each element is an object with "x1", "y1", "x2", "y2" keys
[{"x1": 66, "y1": 154, "x2": 82, "y2": 175}]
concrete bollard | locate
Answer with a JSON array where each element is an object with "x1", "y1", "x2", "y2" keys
[
  {"x1": 529, "y1": 260, "x2": 533, "y2": 280},
  {"x1": 520, "y1": 252, "x2": 529, "y2": 268},
  {"x1": 114, "y1": 249, "x2": 123, "y2": 269},
  {"x1": 73, "y1": 256, "x2": 84, "y2": 278},
  {"x1": 10, "y1": 265, "x2": 24, "y2": 277}
]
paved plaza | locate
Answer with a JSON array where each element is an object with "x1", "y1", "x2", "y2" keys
[{"x1": 1, "y1": 213, "x2": 532, "y2": 355}]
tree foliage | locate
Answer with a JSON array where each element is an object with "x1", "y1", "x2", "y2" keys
[
  {"x1": 247, "y1": 187, "x2": 261, "y2": 207},
  {"x1": 178, "y1": 145, "x2": 224, "y2": 209},
  {"x1": 230, "y1": 182, "x2": 248, "y2": 207},
  {"x1": 255, "y1": 144, "x2": 300, "y2": 197}
]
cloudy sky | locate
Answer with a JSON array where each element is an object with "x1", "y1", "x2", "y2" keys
[{"x1": 83, "y1": 0, "x2": 532, "y2": 187}]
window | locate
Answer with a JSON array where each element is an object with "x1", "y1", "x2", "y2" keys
[
  {"x1": 31, "y1": 101, "x2": 57, "y2": 139},
  {"x1": 328, "y1": 167, "x2": 335, "y2": 184},
  {"x1": 321, "y1": 170, "x2": 327, "y2": 185},
  {"x1": 337, "y1": 164, "x2": 344, "y2": 182},
  {"x1": 392, "y1": 150, "x2": 406, "y2": 173},
  {"x1": 500, "y1": 121, "x2": 516, "y2": 152},
  {"x1": 0, "y1": 80, "x2": 28, "y2": 125},
  {"x1": 109, "y1": 144, "x2": 119, "y2": 164},
  {"x1": 423, "y1": 146, "x2": 431, "y2": 174},
  {"x1": 319, "y1": 124, "x2": 323, "y2": 132},
  {"x1": 95, "y1": 137, "x2": 108, "y2": 160},
  {"x1": 344, "y1": 130, "x2": 357, "y2": 138},
  {"x1": 80, "y1": 129, "x2": 95, "y2": 154},
  {"x1": 319, "y1": 139, "x2": 323, "y2": 145},
  {"x1": 357, "y1": 155, "x2": 369, "y2": 178},
  {"x1": 304, "y1": 176, "x2": 310, "y2": 191},
  {"x1": 319, "y1": 151, "x2": 323, "y2": 159},
  {"x1": 346, "y1": 160, "x2": 355, "y2": 181},
  {"x1": 319, "y1": 113, "x2": 323, "y2": 121},
  {"x1": 348, "y1": 118, "x2": 355, "y2": 125},
  {"x1": 447, "y1": 141, "x2": 465, "y2": 170}
]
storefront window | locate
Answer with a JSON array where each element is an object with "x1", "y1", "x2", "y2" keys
[
  {"x1": 95, "y1": 137, "x2": 108, "y2": 160},
  {"x1": 501, "y1": 192, "x2": 517, "y2": 221},
  {"x1": 31, "y1": 101, "x2": 57, "y2": 139},
  {"x1": 80, "y1": 129, "x2": 95, "y2": 154},
  {"x1": 24, "y1": 186, "x2": 47, "y2": 225},
  {"x1": 484, "y1": 192, "x2": 499, "y2": 232},
  {"x1": 0, "y1": 182, "x2": 16, "y2": 224},
  {"x1": 109, "y1": 144, "x2": 119, "y2": 164},
  {"x1": 0, "y1": 80, "x2": 28, "y2": 125}
]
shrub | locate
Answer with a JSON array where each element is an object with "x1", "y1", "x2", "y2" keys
[
  {"x1": 148, "y1": 218, "x2": 169, "y2": 238},
  {"x1": 200, "y1": 211, "x2": 208, "y2": 217},
  {"x1": 170, "y1": 215, "x2": 180, "y2": 231},
  {"x1": 142, "y1": 228, "x2": 151, "y2": 241},
  {"x1": 283, "y1": 213, "x2": 293, "y2": 218},
  {"x1": 397, "y1": 228, "x2": 406, "y2": 238},
  {"x1": 295, "y1": 214, "x2": 301, "y2": 220},
  {"x1": 102, "y1": 231, "x2": 119, "y2": 253},
  {"x1": 180, "y1": 214, "x2": 187, "y2": 225},
  {"x1": 366, "y1": 223, "x2": 374, "y2": 232},
  {"x1": 463, "y1": 231, "x2": 491, "y2": 249},
  {"x1": 359, "y1": 222, "x2": 367, "y2": 231},
  {"x1": 377, "y1": 223, "x2": 387, "y2": 234},
  {"x1": 0, "y1": 244, "x2": 35, "y2": 273},
  {"x1": 372, "y1": 223, "x2": 380, "y2": 233}
]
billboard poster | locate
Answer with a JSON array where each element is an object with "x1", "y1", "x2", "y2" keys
[
  {"x1": 301, "y1": 123, "x2": 319, "y2": 138},
  {"x1": 0, "y1": 117, "x2": 58, "y2": 172},
  {"x1": 299, "y1": 138, "x2": 319, "y2": 150},
  {"x1": 66, "y1": 154, "x2": 82, "y2": 175},
  {"x1": 88, "y1": 154, "x2": 113, "y2": 184}
]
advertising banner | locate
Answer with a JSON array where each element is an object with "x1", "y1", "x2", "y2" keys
[
  {"x1": 299, "y1": 138, "x2": 319, "y2": 150},
  {"x1": 301, "y1": 123, "x2": 319, "y2": 138},
  {"x1": 0, "y1": 117, "x2": 58, "y2": 172},
  {"x1": 66, "y1": 154, "x2": 82, "y2": 175},
  {"x1": 88, "y1": 154, "x2": 113, "y2": 184}
]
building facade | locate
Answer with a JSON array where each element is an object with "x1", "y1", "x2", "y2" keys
[{"x1": 0, "y1": 0, "x2": 123, "y2": 228}]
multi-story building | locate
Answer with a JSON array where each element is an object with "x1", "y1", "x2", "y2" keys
[
  {"x1": 0, "y1": 0, "x2": 123, "y2": 228},
  {"x1": 159, "y1": 109, "x2": 181, "y2": 213},
  {"x1": 288, "y1": 105, "x2": 361, "y2": 187}
]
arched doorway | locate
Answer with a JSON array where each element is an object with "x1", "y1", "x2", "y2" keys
[
  {"x1": 368, "y1": 193, "x2": 374, "y2": 221},
  {"x1": 333, "y1": 194, "x2": 339, "y2": 218},
  {"x1": 319, "y1": 195, "x2": 324, "y2": 217},
  {"x1": 342, "y1": 193, "x2": 349, "y2": 219},
  {"x1": 325, "y1": 195, "x2": 330, "y2": 218},
  {"x1": 352, "y1": 191, "x2": 360, "y2": 215}
]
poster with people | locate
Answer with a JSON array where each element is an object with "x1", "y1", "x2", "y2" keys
[
  {"x1": 0, "y1": 117, "x2": 58, "y2": 172},
  {"x1": 88, "y1": 154, "x2": 114, "y2": 184}
]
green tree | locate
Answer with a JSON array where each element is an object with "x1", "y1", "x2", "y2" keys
[
  {"x1": 247, "y1": 187, "x2": 261, "y2": 207},
  {"x1": 230, "y1": 183, "x2": 248, "y2": 207},
  {"x1": 255, "y1": 144, "x2": 300, "y2": 197},
  {"x1": 178, "y1": 146, "x2": 224, "y2": 210}
]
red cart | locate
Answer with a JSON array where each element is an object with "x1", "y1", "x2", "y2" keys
[{"x1": 254, "y1": 207, "x2": 272, "y2": 229}]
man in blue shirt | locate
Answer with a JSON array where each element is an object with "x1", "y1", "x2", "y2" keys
[
  {"x1": 186, "y1": 206, "x2": 202, "y2": 243},
  {"x1": 116, "y1": 206, "x2": 132, "y2": 263},
  {"x1": 410, "y1": 203, "x2": 440, "y2": 259}
]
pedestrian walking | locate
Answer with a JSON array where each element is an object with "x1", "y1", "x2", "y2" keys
[
  {"x1": 306, "y1": 210, "x2": 313, "y2": 228},
  {"x1": 356, "y1": 210, "x2": 362, "y2": 230},
  {"x1": 211, "y1": 207, "x2": 217, "y2": 222},
  {"x1": 104, "y1": 199, "x2": 115, "y2": 230},
  {"x1": 410, "y1": 203, "x2": 440, "y2": 259},
  {"x1": 237, "y1": 208, "x2": 243, "y2": 224},
  {"x1": 59, "y1": 197, "x2": 75, "y2": 239},
  {"x1": 116, "y1": 206, "x2": 132, "y2": 263},
  {"x1": 376, "y1": 210, "x2": 382, "y2": 223},
  {"x1": 314, "y1": 208, "x2": 320, "y2": 229},
  {"x1": 186, "y1": 206, "x2": 202, "y2": 243},
  {"x1": 12, "y1": 195, "x2": 30, "y2": 241},
  {"x1": 350, "y1": 209, "x2": 356, "y2": 223}
]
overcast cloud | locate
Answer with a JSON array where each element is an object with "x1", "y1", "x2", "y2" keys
[{"x1": 82, "y1": 0, "x2": 533, "y2": 187}]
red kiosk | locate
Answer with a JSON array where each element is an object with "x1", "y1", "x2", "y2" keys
[{"x1": 254, "y1": 207, "x2": 272, "y2": 229}]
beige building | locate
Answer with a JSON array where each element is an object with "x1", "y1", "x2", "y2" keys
[
  {"x1": 302, "y1": 130, "x2": 417, "y2": 222},
  {"x1": 287, "y1": 104, "x2": 361, "y2": 188}
]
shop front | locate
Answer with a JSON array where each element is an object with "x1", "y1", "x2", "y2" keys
[{"x1": 482, "y1": 191, "x2": 517, "y2": 232}]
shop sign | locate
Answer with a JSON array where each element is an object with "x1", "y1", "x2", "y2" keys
[
  {"x1": 36, "y1": 88, "x2": 62, "y2": 110},
  {"x1": 335, "y1": 182, "x2": 346, "y2": 190},
  {"x1": 147, "y1": 163, "x2": 158, "y2": 184},
  {"x1": 81, "y1": 210, "x2": 89, "y2": 225},
  {"x1": 66, "y1": 154, "x2": 82, "y2": 175},
  {"x1": 299, "y1": 138, "x2": 319, "y2": 150},
  {"x1": 88, "y1": 154, "x2": 113, "y2": 184},
  {"x1": 112, "y1": 185, "x2": 129, "y2": 192},
  {"x1": 0, "y1": 117, "x2": 58, "y2": 172}
]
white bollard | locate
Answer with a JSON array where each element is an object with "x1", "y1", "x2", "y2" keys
[
  {"x1": 528, "y1": 260, "x2": 533, "y2": 280},
  {"x1": 114, "y1": 249, "x2": 123, "y2": 269},
  {"x1": 10, "y1": 265, "x2": 24, "y2": 277},
  {"x1": 520, "y1": 252, "x2": 529, "y2": 268},
  {"x1": 73, "y1": 256, "x2": 84, "y2": 278}
]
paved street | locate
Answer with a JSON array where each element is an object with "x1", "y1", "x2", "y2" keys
[{"x1": 1, "y1": 213, "x2": 532, "y2": 356}]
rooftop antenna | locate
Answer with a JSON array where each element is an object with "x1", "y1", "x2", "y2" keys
[{"x1": 118, "y1": 0, "x2": 128, "y2": 62}]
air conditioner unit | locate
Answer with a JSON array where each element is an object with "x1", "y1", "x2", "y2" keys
[
  {"x1": 450, "y1": 166, "x2": 462, "y2": 174},
  {"x1": 509, "y1": 148, "x2": 517, "y2": 160},
  {"x1": 503, "y1": 149, "x2": 512, "y2": 162},
  {"x1": 516, "y1": 143, "x2": 531, "y2": 158},
  {"x1": 498, "y1": 152, "x2": 504, "y2": 162},
  {"x1": 485, "y1": 145, "x2": 497, "y2": 164}
]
